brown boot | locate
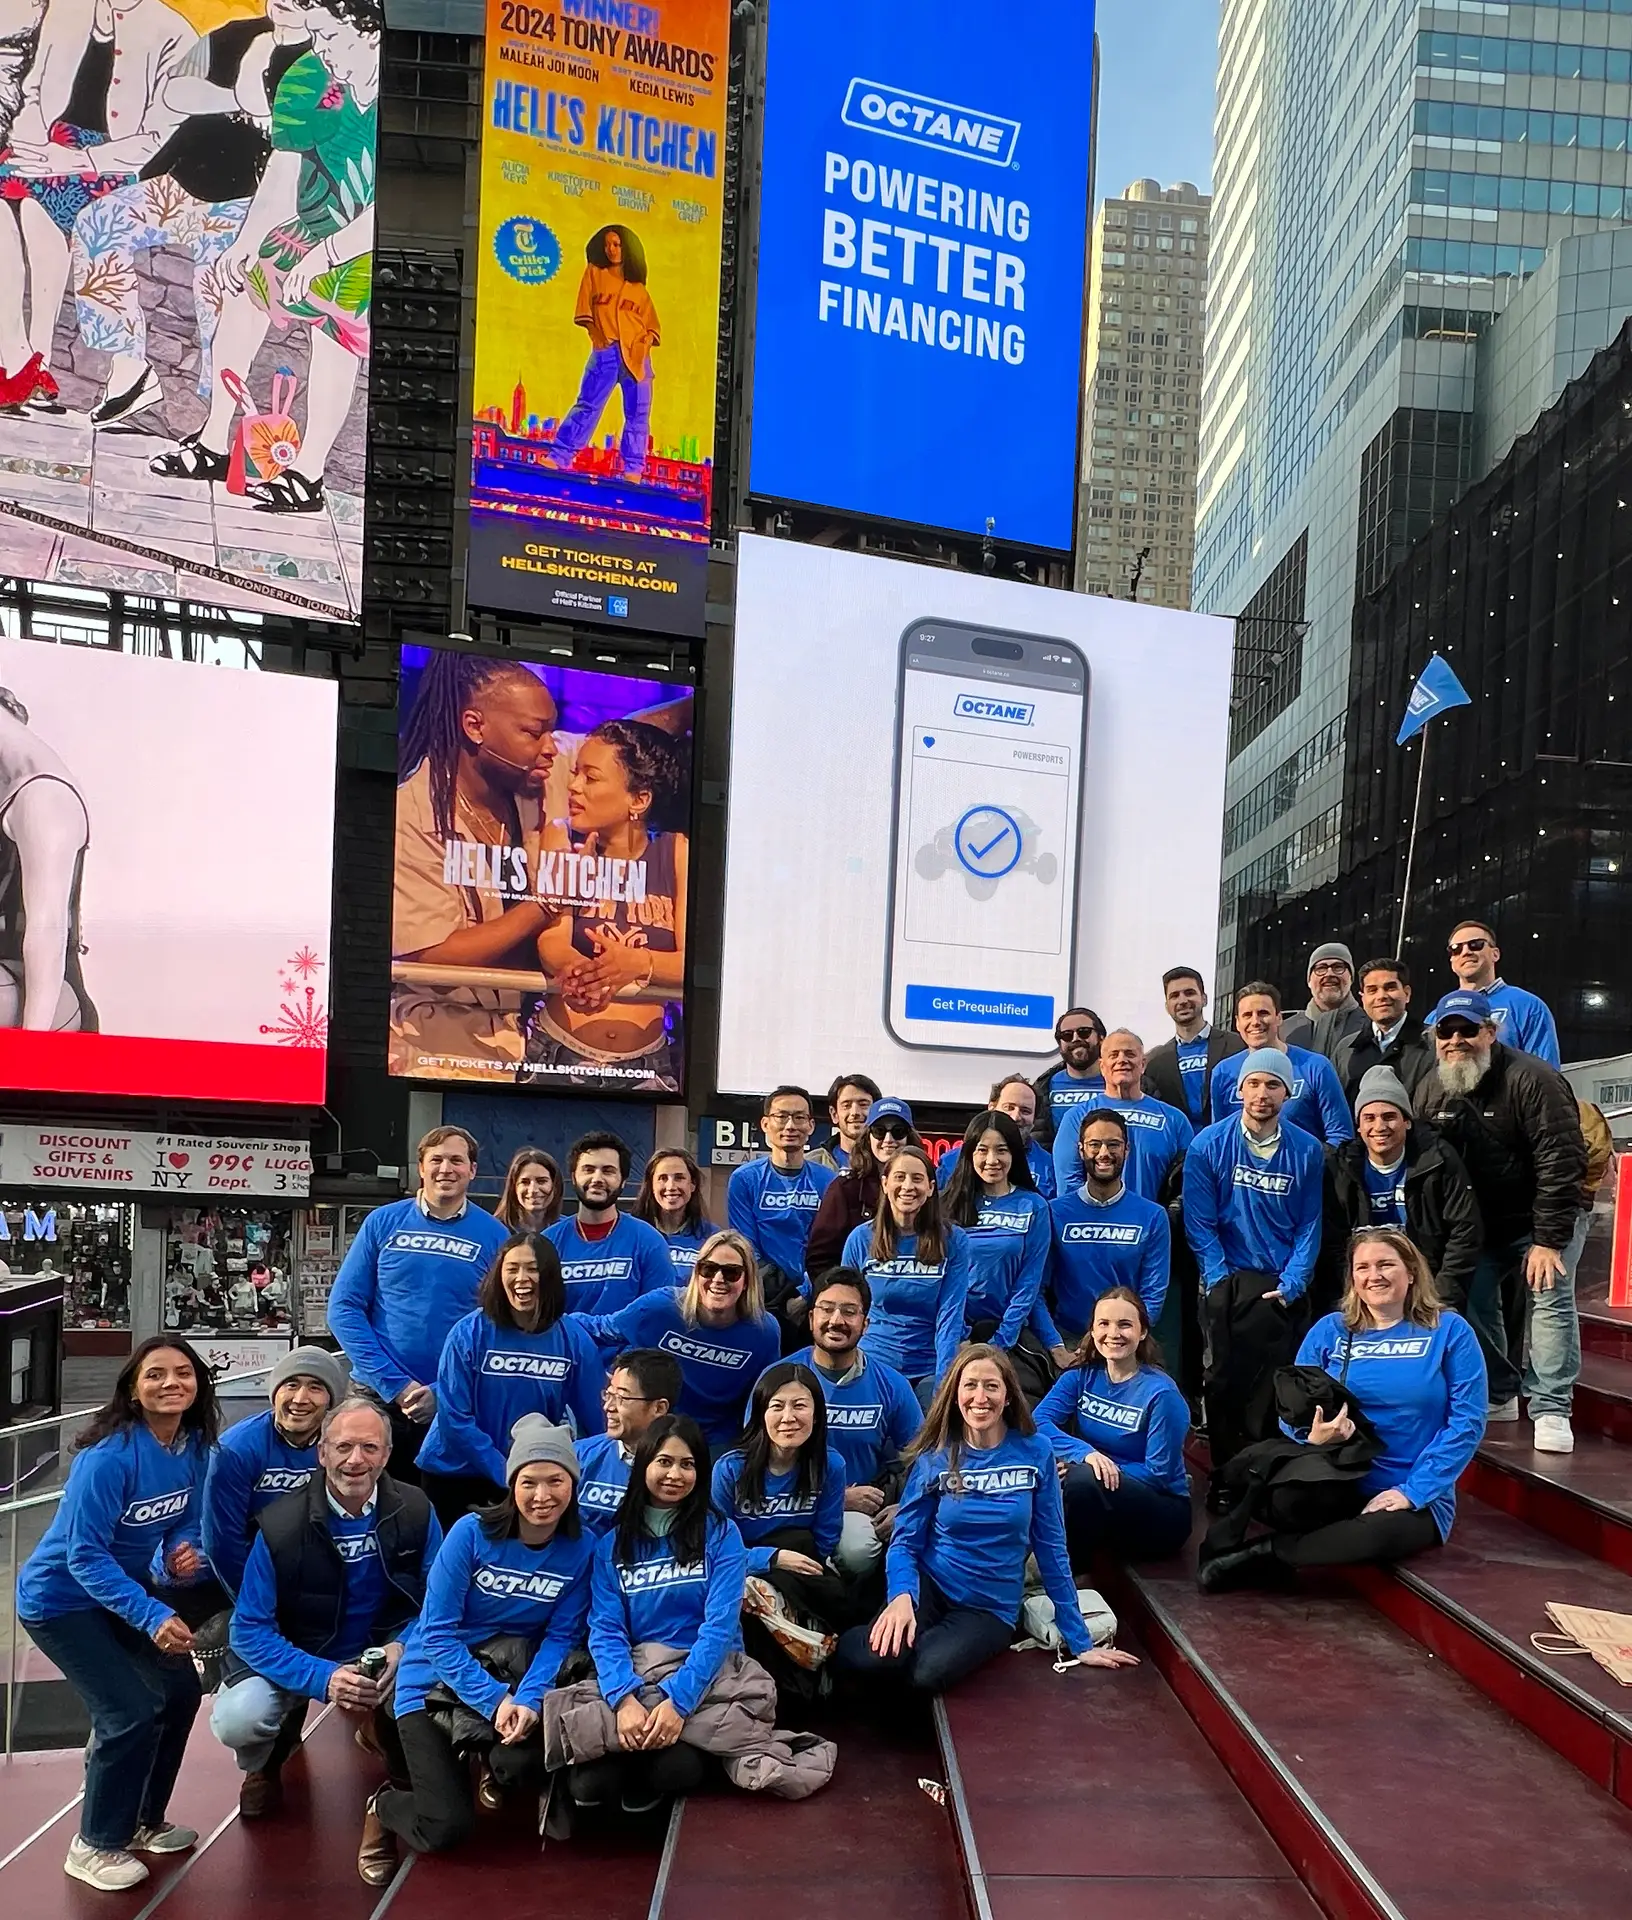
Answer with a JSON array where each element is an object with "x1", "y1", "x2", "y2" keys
[
  {"x1": 239, "y1": 1769, "x2": 283, "y2": 1820},
  {"x1": 357, "y1": 1793, "x2": 397, "y2": 1888}
]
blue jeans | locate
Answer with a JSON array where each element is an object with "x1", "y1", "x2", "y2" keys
[
  {"x1": 1061, "y1": 1465, "x2": 1192, "y2": 1566},
  {"x1": 1467, "y1": 1211, "x2": 1587, "y2": 1418},
  {"x1": 211, "y1": 1673, "x2": 310, "y2": 1773},
  {"x1": 550, "y1": 344, "x2": 654, "y2": 475},
  {"x1": 835, "y1": 1573, "x2": 1015, "y2": 1694},
  {"x1": 25, "y1": 1608, "x2": 200, "y2": 1850}
]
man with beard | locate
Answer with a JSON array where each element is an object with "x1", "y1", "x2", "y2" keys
[
  {"x1": 1030, "y1": 1006, "x2": 1106, "y2": 1149},
  {"x1": 543, "y1": 1132, "x2": 671, "y2": 1314},
  {"x1": 1281, "y1": 943, "x2": 1367, "y2": 1059},
  {"x1": 1419, "y1": 991, "x2": 1587, "y2": 1453}
]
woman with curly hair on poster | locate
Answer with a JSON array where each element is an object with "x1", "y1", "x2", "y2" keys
[{"x1": 546, "y1": 223, "x2": 660, "y2": 481}]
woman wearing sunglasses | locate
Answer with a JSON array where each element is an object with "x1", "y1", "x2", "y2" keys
[
  {"x1": 572, "y1": 1229, "x2": 779, "y2": 1444},
  {"x1": 842, "y1": 1145, "x2": 971, "y2": 1401},
  {"x1": 804, "y1": 1097, "x2": 925, "y2": 1281}
]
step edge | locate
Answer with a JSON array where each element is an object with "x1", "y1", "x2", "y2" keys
[
  {"x1": 932, "y1": 1696, "x2": 996, "y2": 1920},
  {"x1": 1108, "y1": 1564, "x2": 1409, "y2": 1920},
  {"x1": 1471, "y1": 1447, "x2": 1632, "y2": 1532}
]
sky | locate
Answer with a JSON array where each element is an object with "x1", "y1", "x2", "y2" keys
[{"x1": 1093, "y1": 0, "x2": 1220, "y2": 207}]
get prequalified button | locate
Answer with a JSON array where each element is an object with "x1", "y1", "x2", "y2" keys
[{"x1": 904, "y1": 986, "x2": 1055, "y2": 1029}]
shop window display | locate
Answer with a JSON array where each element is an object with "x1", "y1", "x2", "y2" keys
[
  {"x1": 164, "y1": 1208, "x2": 295, "y2": 1337},
  {"x1": 0, "y1": 1198, "x2": 132, "y2": 1332}
]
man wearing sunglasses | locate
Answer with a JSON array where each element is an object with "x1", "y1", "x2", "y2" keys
[
  {"x1": 1444, "y1": 921, "x2": 1560, "y2": 1068},
  {"x1": 1420, "y1": 990, "x2": 1587, "y2": 1452},
  {"x1": 1029, "y1": 1008, "x2": 1107, "y2": 1149}
]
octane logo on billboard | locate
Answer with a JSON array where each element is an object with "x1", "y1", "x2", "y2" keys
[{"x1": 841, "y1": 79, "x2": 1021, "y2": 166}]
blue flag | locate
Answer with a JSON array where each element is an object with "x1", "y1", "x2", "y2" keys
[{"x1": 1397, "y1": 652, "x2": 1471, "y2": 744}]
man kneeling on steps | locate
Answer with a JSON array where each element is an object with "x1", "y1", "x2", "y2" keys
[{"x1": 211, "y1": 1398, "x2": 441, "y2": 1833}]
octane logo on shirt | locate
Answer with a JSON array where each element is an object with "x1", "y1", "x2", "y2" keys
[
  {"x1": 580, "y1": 1479, "x2": 625, "y2": 1510},
  {"x1": 122, "y1": 1490, "x2": 190, "y2": 1527},
  {"x1": 254, "y1": 1468, "x2": 315, "y2": 1495},
  {"x1": 659, "y1": 1332, "x2": 750, "y2": 1368},
  {"x1": 618, "y1": 1558, "x2": 707, "y2": 1594},
  {"x1": 942, "y1": 1466, "x2": 1038, "y2": 1495},
  {"x1": 1357, "y1": 1335, "x2": 1433, "y2": 1359},
  {"x1": 474, "y1": 1567, "x2": 569, "y2": 1602},
  {"x1": 1232, "y1": 1167, "x2": 1293, "y2": 1195},
  {"x1": 760, "y1": 1190, "x2": 820, "y2": 1211},
  {"x1": 336, "y1": 1531, "x2": 381, "y2": 1563},
  {"x1": 387, "y1": 1231, "x2": 488, "y2": 1261},
  {"x1": 745, "y1": 1492, "x2": 818, "y2": 1517},
  {"x1": 1060, "y1": 1223, "x2": 1142, "y2": 1245},
  {"x1": 562, "y1": 1258, "x2": 635, "y2": 1284},
  {"x1": 1079, "y1": 1393, "x2": 1143, "y2": 1431},
  {"x1": 873, "y1": 1258, "x2": 945, "y2": 1276},
  {"x1": 977, "y1": 1209, "x2": 1034, "y2": 1233},
  {"x1": 483, "y1": 1351, "x2": 572, "y2": 1379},
  {"x1": 825, "y1": 1405, "x2": 884, "y2": 1430}
]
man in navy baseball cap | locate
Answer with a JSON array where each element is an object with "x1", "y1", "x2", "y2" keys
[{"x1": 1425, "y1": 988, "x2": 1495, "y2": 1031}]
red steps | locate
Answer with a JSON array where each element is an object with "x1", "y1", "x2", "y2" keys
[{"x1": 1464, "y1": 1422, "x2": 1632, "y2": 1575}]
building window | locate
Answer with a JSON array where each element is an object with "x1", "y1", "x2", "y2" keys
[{"x1": 1229, "y1": 532, "x2": 1308, "y2": 759}]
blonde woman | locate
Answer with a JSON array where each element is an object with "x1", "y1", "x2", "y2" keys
[
  {"x1": 1199, "y1": 1227, "x2": 1485, "y2": 1592},
  {"x1": 573, "y1": 1228, "x2": 778, "y2": 1446}
]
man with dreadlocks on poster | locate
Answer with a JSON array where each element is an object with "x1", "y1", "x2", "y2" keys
[{"x1": 389, "y1": 651, "x2": 572, "y2": 1078}]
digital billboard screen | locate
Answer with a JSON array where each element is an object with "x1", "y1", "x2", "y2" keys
[
  {"x1": 0, "y1": 638, "x2": 337, "y2": 1103},
  {"x1": 390, "y1": 644, "x2": 694, "y2": 1096},
  {"x1": 466, "y1": 0, "x2": 731, "y2": 635},
  {"x1": 748, "y1": 0, "x2": 1095, "y2": 551},
  {"x1": 0, "y1": 0, "x2": 382, "y2": 623},
  {"x1": 718, "y1": 536, "x2": 1232, "y2": 1102}
]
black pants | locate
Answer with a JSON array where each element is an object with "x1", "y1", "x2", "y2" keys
[
  {"x1": 387, "y1": 1401, "x2": 429, "y2": 1485},
  {"x1": 1272, "y1": 1495, "x2": 1441, "y2": 1570},
  {"x1": 1202, "y1": 1280, "x2": 1309, "y2": 1471},
  {"x1": 374, "y1": 1709, "x2": 541, "y2": 1853},
  {"x1": 421, "y1": 1470, "x2": 504, "y2": 1530},
  {"x1": 835, "y1": 1572, "x2": 1015, "y2": 1694},
  {"x1": 1061, "y1": 1466, "x2": 1192, "y2": 1567},
  {"x1": 568, "y1": 1745, "x2": 710, "y2": 1805}
]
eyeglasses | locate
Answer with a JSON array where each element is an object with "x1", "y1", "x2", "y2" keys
[
  {"x1": 870, "y1": 1122, "x2": 910, "y2": 1141},
  {"x1": 601, "y1": 1388, "x2": 652, "y2": 1406},
  {"x1": 1057, "y1": 1026, "x2": 1099, "y2": 1043},
  {"x1": 763, "y1": 1110, "x2": 811, "y2": 1127},
  {"x1": 1310, "y1": 961, "x2": 1350, "y2": 976},
  {"x1": 1436, "y1": 1021, "x2": 1482, "y2": 1039},
  {"x1": 1447, "y1": 938, "x2": 1489, "y2": 956},
  {"x1": 694, "y1": 1258, "x2": 746, "y2": 1282}
]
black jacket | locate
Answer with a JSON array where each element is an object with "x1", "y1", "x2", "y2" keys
[
  {"x1": 1143, "y1": 1028, "x2": 1245, "y2": 1130},
  {"x1": 1417, "y1": 1044, "x2": 1587, "y2": 1252},
  {"x1": 255, "y1": 1470, "x2": 432, "y2": 1659},
  {"x1": 1332, "y1": 1015, "x2": 1438, "y2": 1104},
  {"x1": 1029, "y1": 1059, "x2": 1106, "y2": 1149},
  {"x1": 1319, "y1": 1126, "x2": 1483, "y2": 1312}
]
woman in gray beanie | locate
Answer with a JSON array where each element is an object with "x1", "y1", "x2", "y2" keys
[{"x1": 365, "y1": 1415, "x2": 595, "y2": 1869}]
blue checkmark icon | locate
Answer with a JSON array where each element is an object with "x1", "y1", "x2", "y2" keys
[{"x1": 952, "y1": 804, "x2": 1023, "y2": 879}]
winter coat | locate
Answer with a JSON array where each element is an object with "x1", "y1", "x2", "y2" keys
[
  {"x1": 1282, "y1": 1003, "x2": 1367, "y2": 1061},
  {"x1": 1319, "y1": 1126, "x2": 1483, "y2": 1311},
  {"x1": 1332, "y1": 1017, "x2": 1439, "y2": 1105},
  {"x1": 537, "y1": 1640, "x2": 836, "y2": 1798},
  {"x1": 804, "y1": 1166, "x2": 879, "y2": 1280},
  {"x1": 1416, "y1": 1044, "x2": 1587, "y2": 1251}
]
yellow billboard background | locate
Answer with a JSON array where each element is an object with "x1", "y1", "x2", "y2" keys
[{"x1": 472, "y1": 1, "x2": 729, "y2": 552}]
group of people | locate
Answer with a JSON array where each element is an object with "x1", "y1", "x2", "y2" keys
[{"x1": 20, "y1": 918, "x2": 1598, "y2": 1892}]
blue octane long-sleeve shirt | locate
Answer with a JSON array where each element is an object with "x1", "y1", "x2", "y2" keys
[
  {"x1": 962, "y1": 1188, "x2": 1052, "y2": 1348},
  {"x1": 711, "y1": 1446, "x2": 846, "y2": 1572},
  {"x1": 726, "y1": 1157, "x2": 837, "y2": 1282},
  {"x1": 203, "y1": 1411, "x2": 319, "y2": 1595},
  {"x1": 393, "y1": 1512, "x2": 595, "y2": 1717},
  {"x1": 1294, "y1": 1311, "x2": 1487, "y2": 1540},
  {"x1": 18, "y1": 1425, "x2": 208, "y2": 1635},
  {"x1": 1034, "y1": 1364, "x2": 1192, "y2": 1499},
  {"x1": 328, "y1": 1198, "x2": 511, "y2": 1401},
  {"x1": 1043, "y1": 1068, "x2": 1106, "y2": 1136},
  {"x1": 655, "y1": 1221, "x2": 720, "y2": 1280},
  {"x1": 1209, "y1": 1047, "x2": 1355, "y2": 1146},
  {"x1": 886, "y1": 1428, "x2": 1091, "y2": 1656},
  {"x1": 574, "y1": 1433, "x2": 633, "y2": 1534},
  {"x1": 844, "y1": 1223, "x2": 972, "y2": 1381},
  {"x1": 783, "y1": 1347, "x2": 921, "y2": 1486},
  {"x1": 587, "y1": 1517, "x2": 748, "y2": 1716},
  {"x1": 544, "y1": 1213, "x2": 674, "y2": 1315},
  {"x1": 416, "y1": 1310, "x2": 608, "y2": 1485},
  {"x1": 1484, "y1": 980, "x2": 1561, "y2": 1067},
  {"x1": 1042, "y1": 1185, "x2": 1171, "y2": 1343},
  {"x1": 1182, "y1": 1119, "x2": 1326, "y2": 1300},
  {"x1": 578, "y1": 1289, "x2": 782, "y2": 1445},
  {"x1": 1053, "y1": 1093, "x2": 1194, "y2": 1201}
]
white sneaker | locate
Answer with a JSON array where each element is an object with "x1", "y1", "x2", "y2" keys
[
  {"x1": 131, "y1": 1824, "x2": 197, "y2": 1854},
  {"x1": 1485, "y1": 1398, "x2": 1520, "y2": 1423},
  {"x1": 1532, "y1": 1414, "x2": 1575, "y2": 1454},
  {"x1": 64, "y1": 1838, "x2": 150, "y2": 1891}
]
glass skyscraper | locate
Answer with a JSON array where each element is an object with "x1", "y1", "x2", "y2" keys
[{"x1": 1196, "y1": 0, "x2": 1632, "y2": 989}]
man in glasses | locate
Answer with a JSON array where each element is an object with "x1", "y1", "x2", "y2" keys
[
  {"x1": 1445, "y1": 920, "x2": 1560, "y2": 1068},
  {"x1": 1030, "y1": 1007, "x2": 1107, "y2": 1149},
  {"x1": 1281, "y1": 943, "x2": 1367, "y2": 1060},
  {"x1": 1144, "y1": 966, "x2": 1245, "y2": 1129},
  {"x1": 1420, "y1": 990, "x2": 1587, "y2": 1452},
  {"x1": 727, "y1": 1085, "x2": 837, "y2": 1335},
  {"x1": 573, "y1": 1348, "x2": 681, "y2": 1533}
]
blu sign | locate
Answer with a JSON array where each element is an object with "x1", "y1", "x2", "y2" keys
[{"x1": 748, "y1": 1, "x2": 1095, "y2": 552}]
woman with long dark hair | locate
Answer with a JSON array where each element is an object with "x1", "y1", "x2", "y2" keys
[
  {"x1": 18, "y1": 1336, "x2": 221, "y2": 1890},
  {"x1": 370, "y1": 1416, "x2": 594, "y2": 1858},
  {"x1": 416, "y1": 1232, "x2": 607, "y2": 1525},
  {"x1": 1034, "y1": 1286, "x2": 1192, "y2": 1567},
  {"x1": 548, "y1": 222, "x2": 660, "y2": 479},
  {"x1": 565, "y1": 1414, "x2": 746, "y2": 1818},
  {"x1": 495, "y1": 1148, "x2": 564, "y2": 1233},
  {"x1": 836, "y1": 1345, "x2": 1137, "y2": 1695},
  {"x1": 941, "y1": 1109, "x2": 1050, "y2": 1352},
  {"x1": 841, "y1": 1144, "x2": 971, "y2": 1397},
  {"x1": 804, "y1": 1096, "x2": 922, "y2": 1278},
  {"x1": 630, "y1": 1145, "x2": 718, "y2": 1279}
]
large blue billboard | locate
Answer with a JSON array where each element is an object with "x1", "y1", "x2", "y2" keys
[{"x1": 748, "y1": 0, "x2": 1096, "y2": 552}]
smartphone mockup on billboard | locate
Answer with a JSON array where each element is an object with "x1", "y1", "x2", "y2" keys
[{"x1": 886, "y1": 621, "x2": 1086, "y2": 1049}]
